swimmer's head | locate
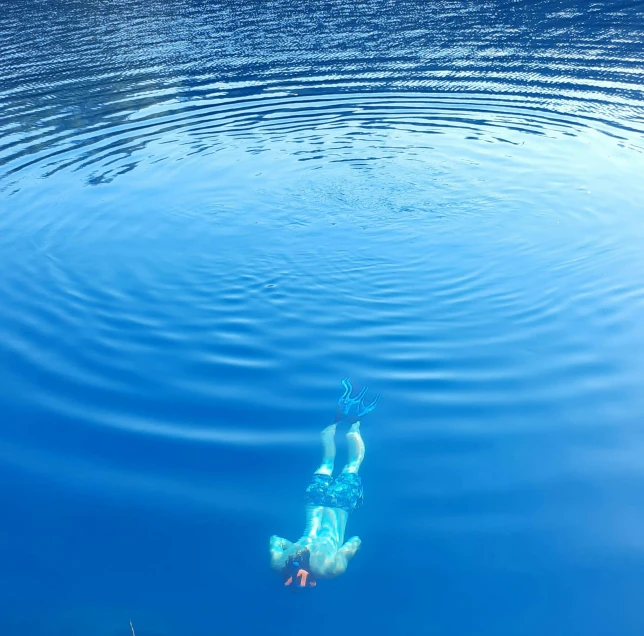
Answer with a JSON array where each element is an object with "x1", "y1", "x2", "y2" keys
[{"x1": 283, "y1": 549, "x2": 316, "y2": 589}]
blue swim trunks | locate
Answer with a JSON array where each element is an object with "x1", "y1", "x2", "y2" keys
[{"x1": 304, "y1": 473, "x2": 363, "y2": 513}]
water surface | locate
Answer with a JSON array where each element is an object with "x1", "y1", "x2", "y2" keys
[{"x1": 1, "y1": 1, "x2": 644, "y2": 634}]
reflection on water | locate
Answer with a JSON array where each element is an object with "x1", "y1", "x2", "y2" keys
[
  {"x1": 2, "y1": 0, "x2": 644, "y2": 188},
  {"x1": 1, "y1": 1, "x2": 644, "y2": 635}
]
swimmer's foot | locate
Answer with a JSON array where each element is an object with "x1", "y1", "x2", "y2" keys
[
  {"x1": 348, "y1": 421, "x2": 361, "y2": 435},
  {"x1": 321, "y1": 423, "x2": 337, "y2": 445}
]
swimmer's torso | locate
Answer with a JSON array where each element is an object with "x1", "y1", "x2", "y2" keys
[{"x1": 271, "y1": 505, "x2": 360, "y2": 578}]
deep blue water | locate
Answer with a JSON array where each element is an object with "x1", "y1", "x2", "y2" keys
[{"x1": 2, "y1": 0, "x2": 644, "y2": 634}]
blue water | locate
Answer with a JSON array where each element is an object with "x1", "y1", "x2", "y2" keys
[{"x1": 2, "y1": 0, "x2": 644, "y2": 634}]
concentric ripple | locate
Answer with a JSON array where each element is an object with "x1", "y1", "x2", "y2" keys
[
  {"x1": 1, "y1": 0, "x2": 643, "y2": 472},
  {"x1": 2, "y1": 0, "x2": 644, "y2": 189},
  {"x1": 2, "y1": 2, "x2": 644, "y2": 632}
]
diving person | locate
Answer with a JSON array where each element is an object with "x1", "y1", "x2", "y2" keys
[{"x1": 270, "y1": 379, "x2": 380, "y2": 588}]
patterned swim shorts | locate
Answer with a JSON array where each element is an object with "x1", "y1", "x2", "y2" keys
[{"x1": 304, "y1": 472, "x2": 364, "y2": 513}]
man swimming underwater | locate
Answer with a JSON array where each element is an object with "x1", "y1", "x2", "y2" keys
[{"x1": 270, "y1": 379, "x2": 380, "y2": 588}]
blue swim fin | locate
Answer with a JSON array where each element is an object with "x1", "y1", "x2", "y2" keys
[{"x1": 334, "y1": 377, "x2": 381, "y2": 423}]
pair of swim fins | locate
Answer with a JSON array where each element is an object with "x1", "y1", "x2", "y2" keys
[{"x1": 333, "y1": 377, "x2": 381, "y2": 424}]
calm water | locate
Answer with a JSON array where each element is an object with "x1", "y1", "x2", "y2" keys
[{"x1": 1, "y1": 0, "x2": 644, "y2": 634}]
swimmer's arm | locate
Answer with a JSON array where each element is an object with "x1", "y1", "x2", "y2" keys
[
  {"x1": 332, "y1": 535, "x2": 362, "y2": 575},
  {"x1": 269, "y1": 535, "x2": 293, "y2": 571}
]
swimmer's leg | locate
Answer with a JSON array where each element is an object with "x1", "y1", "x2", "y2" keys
[
  {"x1": 314, "y1": 424, "x2": 337, "y2": 476},
  {"x1": 342, "y1": 422, "x2": 365, "y2": 474}
]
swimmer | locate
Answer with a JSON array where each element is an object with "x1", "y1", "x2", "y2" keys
[{"x1": 270, "y1": 379, "x2": 380, "y2": 587}]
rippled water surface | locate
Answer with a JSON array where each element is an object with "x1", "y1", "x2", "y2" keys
[{"x1": 2, "y1": 0, "x2": 644, "y2": 634}]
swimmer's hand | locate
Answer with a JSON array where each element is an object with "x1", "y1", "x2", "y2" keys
[
  {"x1": 340, "y1": 536, "x2": 361, "y2": 558},
  {"x1": 270, "y1": 535, "x2": 292, "y2": 551},
  {"x1": 331, "y1": 536, "x2": 361, "y2": 576},
  {"x1": 269, "y1": 535, "x2": 293, "y2": 571}
]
